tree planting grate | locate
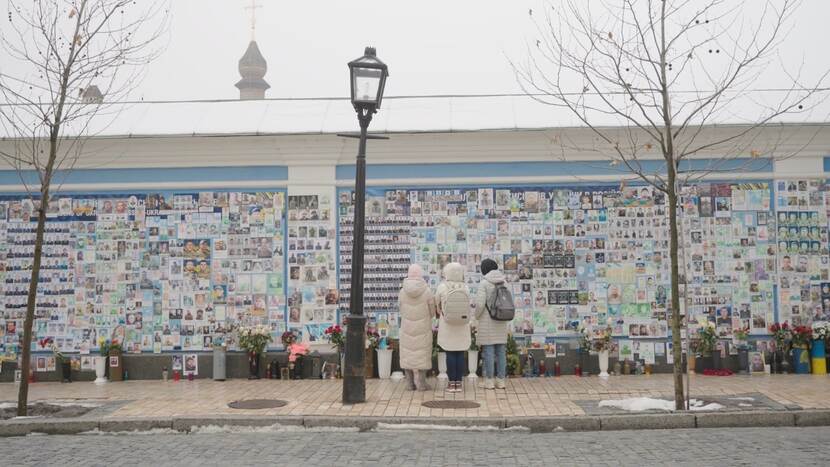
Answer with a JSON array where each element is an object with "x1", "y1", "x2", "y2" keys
[
  {"x1": 422, "y1": 400, "x2": 481, "y2": 409},
  {"x1": 227, "y1": 399, "x2": 288, "y2": 410}
]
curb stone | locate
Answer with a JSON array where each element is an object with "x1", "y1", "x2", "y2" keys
[
  {"x1": 695, "y1": 411, "x2": 795, "y2": 428},
  {"x1": 2, "y1": 410, "x2": 828, "y2": 437},
  {"x1": 99, "y1": 417, "x2": 174, "y2": 432},
  {"x1": 392, "y1": 417, "x2": 507, "y2": 429},
  {"x1": 171, "y1": 415, "x2": 304, "y2": 432},
  {"x1": 302, "y1": 415, "x2": 399, "y2": 432},
  {"x1": 600, "y1": 413, "x2": 696, "y2": 431},
  {"x1": 505, "y1": 416, "x2": 601, "y2": 433},
  {"x1": 794, "y1": 410, "x2": 830, "y2": 427}
]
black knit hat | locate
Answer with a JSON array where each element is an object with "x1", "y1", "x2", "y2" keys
[{"x1": 481, "y1": 258, "x2": 498, "y2": 276}]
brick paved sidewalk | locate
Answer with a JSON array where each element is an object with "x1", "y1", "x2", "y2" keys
[{"x1": 2, "y1": 374, "x2": 829, "y2": 419}]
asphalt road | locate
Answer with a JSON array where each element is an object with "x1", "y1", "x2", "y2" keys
[{"x1": 1, "y1": 426, "x2": 828, "y2": 466}]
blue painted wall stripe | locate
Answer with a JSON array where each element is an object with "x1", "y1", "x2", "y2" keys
[
  {"x1": 0, "y1": 166, "x2": 289, "y2": 186},
  {"x1": 335, "y1": 159, "x2": 773, "y2": 180}
]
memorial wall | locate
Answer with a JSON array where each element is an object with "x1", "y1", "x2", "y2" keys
[{"x1": 1, "y1": 178, "x2": 829, "y2": 361}]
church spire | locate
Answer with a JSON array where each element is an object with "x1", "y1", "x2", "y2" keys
[{"x1": 235, "y1": 1, "x2": 269, "y2": 100}]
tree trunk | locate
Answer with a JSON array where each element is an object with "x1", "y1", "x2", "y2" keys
[
  {"x1": 666, "y1": 174, "x2": 685, "y2": 410},
  {"x1": 16, "y1": 194, "x2": 49, "y2": 416}
]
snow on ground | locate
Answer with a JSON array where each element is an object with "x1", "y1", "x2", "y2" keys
[
  {"x1": 190, "y1": 424, "x2": 359, "y2": 434},
  {"x1": 80, "y1": 428, "x2": 180, "y2": 436},
  {"x1": 598, "y1": 397, "x2": 724, "y2": 412},
  {"x1": 374, "y1": 423, "x2": 530, "y2": 433}
]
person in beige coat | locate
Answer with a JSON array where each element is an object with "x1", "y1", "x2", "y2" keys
[
  {"x1": 398, "y1": 264, "x2": 435, "y2": 391},
  {"x1": 435, "y1": 262, "x2": 472, "y2": 393},
  {"x1": 474, "y1": 258, "x2": 509, "y2": 390}
]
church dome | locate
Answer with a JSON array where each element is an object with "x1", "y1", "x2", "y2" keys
[{"x1": 235, "y1": 40, "x2": 270, "y2": 99}]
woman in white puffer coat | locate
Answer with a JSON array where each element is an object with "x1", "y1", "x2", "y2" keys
[
  {"x1": 435, "y1": 262, "x2": 471, "y2": 393},
  {"x1": 398, "y1": 264, "x2": 435, "y2": 391}
]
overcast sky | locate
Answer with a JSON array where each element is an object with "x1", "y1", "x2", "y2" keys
[{"x1": 133, "y1": 0, "x2": 830, "y2": 102}]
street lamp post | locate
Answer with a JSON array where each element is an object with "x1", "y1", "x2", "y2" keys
[{"x1": 342, "y1": 46, "x2": 388, "y2": 404}]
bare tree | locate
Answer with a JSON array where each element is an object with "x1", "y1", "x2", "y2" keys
[
  {"x1": 515, "y1": 0, "x2": 828, "y2": 409},
  {"x1": 0, "y1": 0, "x2": 168, "y2": 416}
]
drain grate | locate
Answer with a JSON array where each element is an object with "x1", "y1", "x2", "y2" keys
[
  {"x1": 422, "y1": 400, "x2": 481, "y2": 409},
  {"x1": 227, "y1": 399, "x2": 288, "y2": 410}
]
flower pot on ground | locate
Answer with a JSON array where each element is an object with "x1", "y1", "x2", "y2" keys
[
  {"x1": 811, "y1": 324, "x2": 828, "y2": 375},
  {"x1": 791, "y1": 326, "x2": 812, "y2": 374},
  {"x1": 814, "y1": 340, "x2": 828, "y2": 375},
  {"x1": 733, "y1": 327, "x2": 750, "y2": 374},
  {"x1": 248, "y1": 352, "x2": 261, "y2": 379},
  {"x1": 598, "y1": 350, "x2": 610, "y2": 377},
  {"x1": 769, "y1": 322, "x2": 792, "y2": 374},
  {"x1": 94, "y1": 356, "x2": 107, "y2": 384},
  {"x1": 467, "y1": 349, "x2": 479, "y2": 379},
  {"x1": 240, "y1": 325, "x2": 274, "y2": 379},
  {"x1": 695, "y1": 355, "x2": 712, "y2": 374},
  {"x1": 792, "y1": 347, "x2": 811, "y2": 374},
  {"x1": 377, "y1": 348, "x2": 393, "y2": 379},
  {"x1": 213, "y1": 346, "x2": 226, "y2": 381}
]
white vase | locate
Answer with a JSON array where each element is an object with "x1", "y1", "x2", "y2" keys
[
  {"x1": 377, "y1": 348, "x2": 393, "y2": 379},
  {"x1": 598, "y1": 350, "x2": 610, "y2": 377},
  {"x1": 94, "y1": 356, "x2": 107, "y2": 384},
  {"x1": 437, "y1": 351, "x2": 448, "y2": 380},
  {"x1": 467, "y1": 350, "x2": 479, "y2": 379}
]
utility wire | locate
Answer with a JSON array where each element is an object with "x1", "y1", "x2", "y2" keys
[{"x1": 1, "y1": 89, "x2": 829, "y2": 107}]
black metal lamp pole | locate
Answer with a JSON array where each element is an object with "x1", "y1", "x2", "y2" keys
[{"x1": 343, "y1": 47, "x2": 388, "y2": 404}]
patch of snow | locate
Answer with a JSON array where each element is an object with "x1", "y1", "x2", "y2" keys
[
  {"x1": 598, "y1": 397, "x2": 676, "y2": 412},
  {"x1": 376, "y1": 423, "x2": 497, "y2": 432},
  {"x1": 0, "y1": 400, "x2": 101, "y2": 409},
  {"x1": 599, "y1": 397, "x2": 725, "y2": 412},
  {"x1": 189, "y1": 424, "x2": 359, "y2": 434},
  {"x1": 81, "y1": 428, "x2": 180, "y2": 436}
]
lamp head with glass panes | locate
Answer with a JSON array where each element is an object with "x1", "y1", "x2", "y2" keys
[{"x1": 348, "y1": 47, "x2": 388, "y2": 113}]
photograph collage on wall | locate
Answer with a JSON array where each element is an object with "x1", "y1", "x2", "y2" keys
[
  {"x1": 286, "y1": 192, "x2": 338, "y2": 344},
  {"x1": 774, "y1": 180, "x2": 830, "y2": 325},
  {"x1": 337, "y1": 181, "x2": 830, "y2": 343},
  {"x1": 337, "y1": 185, "x2": 676, "y2": 340},
  {"x1": 338, "y1": 189, "x2": 412, "y2": 337},
  {"x1": 680, "y1": 183, "x2": 776, "y2": 336},
  {"x1": 0, "y1": 191, "x2": 286, "y2": 360}
]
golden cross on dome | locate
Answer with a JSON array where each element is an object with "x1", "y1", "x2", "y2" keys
[{"x1": 244, "y1": 0, "x2": 262, "y2": 40}]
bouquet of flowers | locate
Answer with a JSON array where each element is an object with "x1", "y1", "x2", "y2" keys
[
  {"x1": 791, "y1": 325, "x2": 812, "y2": 349},
  {"x1": 325, "y1": 325, "x2": 345, "y2": 353},
  {"x1": 695, "y1": 321, "x2": 717, "y2": 356},
  {"x1": 367, "y1": 329, "x2": 381, "y2": 350},
  {"x1": 591, "y1": 326, "x2": 615, "y2": 353},
  {"x1": 281, "y1": 330, "x2": 297, "y2": 348},
  {"x1": 577, "y1": 324, "x2": 592, "y2": 352},
  {"x1": 813, "y1": 323, "x2": 830, "y2": 341},
  {"x1": 97, "y1": 337, "x2": 120, "y2": 356},
  {"x1": 288, "y1": 341, "x2": 309, "y2": 363},
  {"x1": 238, "y1": 325, "x2": 273, "y2": 354},
  {"x1": 769, "y1": 322, "x2": 791, "y2": 351}
]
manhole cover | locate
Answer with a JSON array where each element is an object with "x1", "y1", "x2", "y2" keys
[
  {"x1": 227, "y1": 399, "x2": 288, "y2": 410},
  {"x1": 422, "y1": 400, "x2": 481, "y2": 409}
]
